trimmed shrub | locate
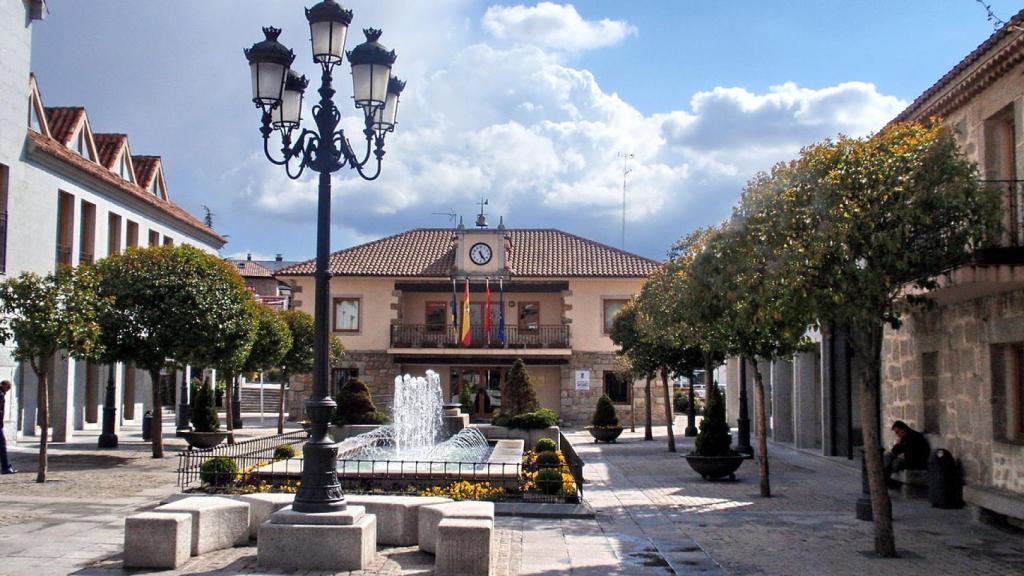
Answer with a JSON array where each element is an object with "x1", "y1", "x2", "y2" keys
[
  {"x1": 673, "y1": 389, "x2": 688, "y2": 413},
  {"x1": 190, "y1": 379, "x2": 219, "y2": 432},
  {"x1": 534, "y1": 437, "x2": 557, "y2": 453},
  {"x1": 459, "y1": 384, "x2": 474, "y2": 415},
  {"x1": 535, "y1": 468, "x2": 563, "y2": 495},
  {"x1": 333, "y1": 378, "x2": 390, "y2": 425},
  {"x1": 535, "y1": 451, "x2": 561, "y2": 470},
  {"x1": 591, "y1": 395, "x2": 620, "y2": 428},
  {"x1": 494, "y1": 408, "x2": 558, "y2": 430},
  {"x1": 273, "y1": 444, "x2": 296, "y2": 460},
  {"x1": 694, "y1": 383, "x2": 732, "y2": 457},
  {"x1": 502, "y1": 358, "x2": 539, "y2": 417},
  {"x1": 200, "y1": 456, "x2": 238, "y2": 486}
]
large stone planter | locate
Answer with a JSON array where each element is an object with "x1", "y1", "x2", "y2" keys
[
  {"x1": 683, "y1": 453, "x2": 745, "y2": 481},
  {"x1": 181, "y1": 431, "x2": 227, "y2": 450},
  {"x1": 586, "y1": 426, "x2": 623, "y2": 443}
]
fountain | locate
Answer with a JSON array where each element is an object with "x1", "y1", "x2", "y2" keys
[{"x1": 335, "y1": 370, "x2": 493, "y2": 466}]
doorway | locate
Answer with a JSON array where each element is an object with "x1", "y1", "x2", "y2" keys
[{"x1": 450, "y1": 366, "x2": 504, "y2": 419}]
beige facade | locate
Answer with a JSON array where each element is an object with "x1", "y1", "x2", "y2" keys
[{"x1": 278, "y1": 227, "x2": 664, "y2": 427}]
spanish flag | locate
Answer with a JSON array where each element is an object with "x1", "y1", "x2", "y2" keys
[{"x1": 460, "y1": 278, "x2": 471, "y2": 346}]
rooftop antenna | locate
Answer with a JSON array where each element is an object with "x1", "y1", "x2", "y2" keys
[
  {"x1": 618, "y1": 152, "x2": 634, "y2": 249},
  {"x1": 432, "y1": 208, "x2": 458, "y2": 226},
  {"x1": 475, "y1": 198, "x2": 489, "y2": 228}
]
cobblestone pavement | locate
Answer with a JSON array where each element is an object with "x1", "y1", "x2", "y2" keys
[{"x1": 571, "y1": 422, "x2": 1024, "y2": 576}]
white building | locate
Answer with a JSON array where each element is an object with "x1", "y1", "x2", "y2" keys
[{"x1": 1, "y1": 0, "x2": 226, "y2": 445}]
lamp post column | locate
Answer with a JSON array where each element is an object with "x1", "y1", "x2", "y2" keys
[
  {"x1": 98, "y1": 364, "x2": 118, "y2": 448},
  {"x1": 737, "y1": 357, "x2": 753, "y2": 455}
]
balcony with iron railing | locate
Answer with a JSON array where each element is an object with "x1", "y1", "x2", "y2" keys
[
  {"x1": 390, "y1": 324, "x2": 570, "y2": 350},
  {"x1": 973, "y1": 179, "x2": 1024, "y2": 265},
  {"x1": 55, "y1": 245, "x2": 72, "y2": 267},
  {"x1": 79, "y1": 251, "x2": 94, "y2": 266}
]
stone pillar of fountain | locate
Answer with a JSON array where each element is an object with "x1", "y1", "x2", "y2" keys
[{"x1": 442, "y1": 402, "x2": 469, "y2": 439}]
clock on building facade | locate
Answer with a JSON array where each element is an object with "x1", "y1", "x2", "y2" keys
[{"x1": 469, "y1": 242, "x2": 492, "y2": 265}]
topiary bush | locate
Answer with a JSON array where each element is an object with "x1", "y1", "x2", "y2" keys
[
  {"x1": 535, "y1": 468, "x2": 563, "y2": 495},
  {"x1": 333, "y1": 378, "x2": 390, "y2": 425},
  {"x1": 502, "y1": 358, "x2": 539, "y2": 417},
  {"x1": 591, "y1": 394, "x2": 620, "y2": 428},
  {"x1": 190, "y1": 379, "x2": 220, "y2": 432},
  {"x1": 694, "y1": 383, "x2": 732, "y2": 457},
  {"x1": 200, "y1": 456, "x2": 238, "y2": 486},
  {"x1": 459, "y1": 384, "x2": 474, "y2": 415},
  {"x1": 273, "y1": 444, "x2": 296, "y2": 460},
  {"x1": 534, "y1": 437, "x2": 557, "y2": 453},
  {"x1": 674, "y1": 389, "x2": 688, "y2": 413},
  {"x1": 535, "y1": 451, "x2": 561, "y2": 470},
  {"x1": 494, "y1": 408, "x2": 559, "y2": 429}
]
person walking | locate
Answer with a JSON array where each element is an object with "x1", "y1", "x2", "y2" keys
[{"x1": 1, "y1": 380, "x2": 15, "y2": 474}]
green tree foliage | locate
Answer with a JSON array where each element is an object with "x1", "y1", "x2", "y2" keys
[
  {"x1": 333, "y1": 377, "x2": 388, "y2": 425},
  {"x1": 94, "y1": 245, "x2": 256, "y2": 457},
  {"x1": 694, "y1": 383, "x2": 731, "y2": 457},
  {"x1": 0, "y1": 268, "x2": 101, "y2": 482},
  {"x1": 190, "y1": 379, "x2": 219, "y2": 432},
  {"x1": 499, "y1": 358, "x2": 539, "y2": 418},
  {"x1": 591, "y1": 394, "x2": 619, "y2": 428},
  {"x1": 276, "y1": 310, "x2": 314, "y2": 434},
  {"x1": 243, "y1": 305, "x2": 293, "y2": 377},
  {"x1": 459, "y1": 383, "x2": 474, "y2": 415}
]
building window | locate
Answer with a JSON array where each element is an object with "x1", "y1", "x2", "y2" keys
[
  {"x1": 604, "y1": 371, "x2": 630, "y2": 404},
  {"x1": 148, "y1": 229, "x2": 160, "y2": 247},
  {"x1": 333, "y1": 297, "x2": 360, "y2": 332},
  {"x1": 118, "y1": 154, "x2": 134, "y2": 183},
  {"x1": 56, "y1": 191, "x2": 74, "y2": 267},
  {"x1": 1012, "y1": 346, "x2": 1024, "y2": 443},
  {"x1": 518, "y1": 301, "x2": 539, "y2": 331},
  {"x1": 79, "y1": 201, "x2": 95, "y2": 265},
  {"x1": 107, "y1": 212, "x2": 122, "y2": 256},
  {"x1": 126, "y1": 220, "x2": 139, "y2": 248},
  {"x1": 425, "y1": 301, "x2": 447, "y2": 332},
  {"x1": 921, "y1": 352, "x2": 940, "y2": 434},
  {"x1": 163, "y1": 235, "x2": 173, "y2": 246},
  {"x1": 603, "y1": 299, "x2": 628, "y2": 334},
  {"x1": 992, "y1": 343, "x2": 1024, "y2": 444},
  {"x1": 0, "y1": 164, "x2": 8, "y2": 274}
]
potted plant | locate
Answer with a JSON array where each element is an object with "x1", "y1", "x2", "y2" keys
[
  {"x1": 586, "y1": 394, "x2": 624, "y2": 443},
  {"x1": 181, "y1": 379, "x2": 227, "y2": 449},
  {"x1": 683, "y1": 382, "x2": 745, "y2": 480}
]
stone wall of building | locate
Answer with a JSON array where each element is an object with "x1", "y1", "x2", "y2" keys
[
  {"x1": 285, "y1": 351, "x2": 399, "y2": 421},
  {"x1": 558, "y1": 352, "x2": 669, "y2": 427},
  {"x1": 882, "y1": 288, "x2": 1024, "y2": 495}
]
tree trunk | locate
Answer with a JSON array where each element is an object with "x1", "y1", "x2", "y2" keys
[
  {"x1": 660, "y1": 369, "x2": 676, "y2": 452},
  {"x1": 148, "y1": 369, "x2": 164, "y2": 458},
  {"x1": 751, "y1": 362, "x2": 771, "y2": 498},
  {"x1": 224, "y1": 371, "x2": 235, "y2": 445},
  {"x1": 644, "y1": 376, "x2": 653, "y2": 441},
  {"x1": 277, "y1": 371, "x2": 287, "y2": 435},
  {"x1": 33, "y1": 363, "x2": 49, "y2": 483},
  {"x1": 859, "y1": 323, "x2": 896, "y2": 557}
]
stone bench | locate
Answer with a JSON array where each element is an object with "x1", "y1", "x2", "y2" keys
[
  {"x1": 419, "y1": 501, "x2": 495, "y2": 555},
  {"x1": 895, "y1": 469, "x2": 929, "y2": 499},
  {"x1": 123, "y1": 512, "x2": 192, "y2": 569},
  {"x1": 346, "y1": 494, "x2": 452, "y2": 546},
  {"x1": 965, "y1": 484, "x2": 1024, "y2": 524},
  {"x1": 435, "y1": 518, "x2": 493, "y2": 576},
  {"x1": 153, "y1": 496, "x2": 249, "y2": 555},
  {"x1": 238, "y1": 493, "x2": 295, "y2": 540},
  {"x1": 258, "y1": 505, "x2": 376, "y2": 571}
]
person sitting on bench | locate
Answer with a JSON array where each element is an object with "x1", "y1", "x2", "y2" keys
[{"x1": 884, "y1": 420, "x2": 929, "y2": 481}]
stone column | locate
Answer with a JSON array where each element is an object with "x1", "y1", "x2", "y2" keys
[
  {"x1": 51, "y1": 356, "x2": 76, "y2": 442},
  {"x1": 19, "y1": 367, "x2": 37, "y2": 438},
  {"x1": 771, "y1": 358, "x2": 794, "y2": 443},
  {"x1": 793, "y1": 349, "x2": 822, "y2": 449},
  {"x1": 724, "y1": 357, "x2": 740, "y2": 424}
]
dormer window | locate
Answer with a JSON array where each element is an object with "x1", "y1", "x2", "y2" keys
[
  {"x1": 28, "y1": 97, "x2": 42, "y2": 132},
  {"x1": 118, "y1": 154, "x2": 134, "y2": 183},
  {"x1": 72, "y1": 128, "x2": 95, "y2": 161},
  {"x1": 150, "y1": 176, "x2": 165, "y2": 198}
]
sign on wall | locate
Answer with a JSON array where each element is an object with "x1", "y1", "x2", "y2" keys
[{"x1": 574, "y1": 370, "x2": 590, "y2": 391}]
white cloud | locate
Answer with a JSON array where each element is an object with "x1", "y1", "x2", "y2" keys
[{"x1": 482, "y1": 2, "x2": 636, "y2": 52}]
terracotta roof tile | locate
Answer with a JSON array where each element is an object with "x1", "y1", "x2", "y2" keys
[
  {"x1": 133, "y1": 156, "x2": 160, "y2": 189},
  {"x1": 276, "y1": 228, "x2": 660, "y2": 278},
  {"x1": 44, "y1": 107, "x2": 84, "y2": 146},
  {"x1": 227, "y1": 259, "x2": 274, "y2": 278},
  {"x1": 894, "y1": 9, "x2": 1024, "y2": 123},
  {"x1": 93, "y1": 133, "x2": 127, "y2": 170},
  {"x1": 27, "y1": 130, "x2": 224, "y2": 246}
]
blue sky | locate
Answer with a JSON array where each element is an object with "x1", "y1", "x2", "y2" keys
[{"x1": 30, "y1": 1, "x2": 1024, "y2": 261}]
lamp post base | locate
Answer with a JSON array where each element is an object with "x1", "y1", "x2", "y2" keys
[
  {"x1": 98, "y1": 375, "x2": 119, "y2": 449},
  {"x1": 684, "y1": 426, "x2": 698, "y2": 437}
]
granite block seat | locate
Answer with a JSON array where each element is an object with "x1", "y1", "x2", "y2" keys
[
  {"x1": 346, "y1": 494, "x2": 452, "y2": 546},
  {"x1": 896, "y1": 469, "x2": 929, "y2": 499},
  {"x1": 419, "y1": 501, "x2": 495, "y2": 554},
  {"x1": 435, "y1": 518, "x2": 493, "y2": 576},
  {"x1": 153, "y1": 496, "x2": 249, "y2": 555},
  {"x1": 238, "y1": 493, "x2": 295, "y2": 539},
  {"x1": 258, "y1": 505, "x2": 376, "y2": 571},
  {"x1": 123, "y1": 512, "x2": 192, "y2": 569}
]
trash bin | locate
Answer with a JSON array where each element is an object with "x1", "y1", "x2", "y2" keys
[
  {"x1": 142, "y1": 410, "x2": 153, "y2": 441},
  {"x1": 927, "y1": 448, "x2": 963, "y2": 509}
]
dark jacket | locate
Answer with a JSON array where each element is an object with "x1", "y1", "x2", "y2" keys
[{"x1": 892, "y1": 428, "x2": 930, "y2": 469}]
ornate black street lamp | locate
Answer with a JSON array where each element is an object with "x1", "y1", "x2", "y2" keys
[
  {"x1": 244, "y1": 0, "x2": 403, "y2": 513},
  {"x1": 737, "y1": 358, "x2": 753, "y2": 455}
]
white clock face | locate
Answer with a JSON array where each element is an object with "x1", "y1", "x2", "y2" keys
[{"x1": 469, "y1": 242, "x2": 492, "y2": 265}]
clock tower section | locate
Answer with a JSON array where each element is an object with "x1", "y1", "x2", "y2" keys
[{"x1": 453, "y1": 218, "x2": 509, "y2": 279}]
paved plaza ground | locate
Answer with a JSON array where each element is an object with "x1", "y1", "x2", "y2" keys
[{"x1": 0, "y1": 417, "x2": 1022, "y2": 575}]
